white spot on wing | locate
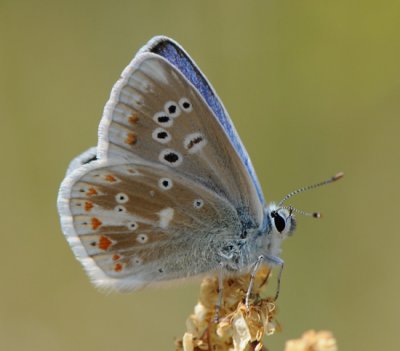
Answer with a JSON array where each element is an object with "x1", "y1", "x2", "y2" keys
[
  {"x1": 115, "y1": 205, "x2": 126, "y2": 213},
  {"x1": 193, "y1": 199, "x2": 204, "y2": 209},
  {"x1": 153, "y1": 112, "x2": 173, "y2": 127},
  {"x1": 179, "y1": 97, "x2": 193, "y2": 112},
  {"x1": 158, "y1": 207, "x2": 174, "y2": 228},
  {"x1": 127, "y1": 221, "x2": 138, "y2": 231},
  {"x1": 159, "y1": 149, "x2": 183, "y2": 167},
  {"x1": 158, "y1": 178, "x2": 173, "y2": 190},
  {"x1": 152, "y1": 127, "x2": 171, "y2": 144},
  {"x1": 115, "y1": 193, "x2": 129, "y2": 203},
  {"x1": 136, "y1": 233, "x2": 149, "y2": 244},
  {"x1": 183, "y1": 132, "x2": 207, "y2": 154},
  {"x1": 164, "y1": 101, "x2": 181, "y2": 118}
]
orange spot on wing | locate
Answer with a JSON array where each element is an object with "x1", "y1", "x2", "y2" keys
[
  {"x1": 114, "y1": 263, "x2": 123, "y2": 272},
  {"x1": 91, "y1": 217, "x2": 102, "y2": 230},
  {"x1": 84, "y1": 201, "x2": 93, "y2": 211},
  {"x1": 98, "y1": 235, "x2": 112, "y2": 250},
  {"x1": 105, "y1": 174, "x2": 117, "y2": 182},
  {"x1": 128, "y1": 113, "x2": 139, "y2": 124},
  {"x1": 86, "y1": 187, "x2": 98, "y2": 196},
  {"x1": 125, "y1": 133, "x2": 137, "y2": 145},
  {"x1": 112, "y1": 254, "x2": 121, "y2": 261}
]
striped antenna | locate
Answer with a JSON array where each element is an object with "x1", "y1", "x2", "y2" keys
[
  {"x1": 282, "y1": 205, "x2": 322, "y2": 219},
  {"x1": 278, "y1": 172, "x2": 344, "y2": 217}
]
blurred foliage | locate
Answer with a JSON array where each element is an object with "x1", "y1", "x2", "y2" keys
[{"x1": 1, "y1": 0, "x2": 399, "y2": 350}]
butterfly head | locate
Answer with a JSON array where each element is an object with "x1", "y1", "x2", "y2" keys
[
  {"x1": 258, "y1": 204, "x2": 296, "y2": 259},
  {"x1": 266, "y1": 204, "x2": 296, "y2": 238}
]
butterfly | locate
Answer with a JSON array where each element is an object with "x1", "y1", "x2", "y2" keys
[{"x1": 58, "y1": 36, "x2": 342, "y2": 305}]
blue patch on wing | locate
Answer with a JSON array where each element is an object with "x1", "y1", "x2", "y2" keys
[{"x1": 147, "y1": 39, "x2": 265, "y2": 206}]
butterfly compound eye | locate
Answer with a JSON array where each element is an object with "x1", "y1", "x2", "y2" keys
[{"x1": 272, "y1": 212, "x2": 286, "y2": 233}]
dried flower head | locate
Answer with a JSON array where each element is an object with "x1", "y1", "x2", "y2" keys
[
  {"x1": 284, "y1": 330, "x2": 337, "y2": 351},
  {"x1": 176, "y1": 266, "x2": 279, "y2": 351}
]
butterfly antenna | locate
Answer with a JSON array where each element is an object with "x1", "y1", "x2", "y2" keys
[
  {"x1": 277, "y1": 172, "x2": 344, "y2": 218},
  {"x1": 282, "y1": 205, "x2": 322, "y2": 219}
]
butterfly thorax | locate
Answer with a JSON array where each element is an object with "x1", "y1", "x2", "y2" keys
[
  {"x1": 217, "y1": 204, "x2": 297, "y2": 275},
  {"x1": 212, "y1": 203, "x2": 295, "y2": 274}
]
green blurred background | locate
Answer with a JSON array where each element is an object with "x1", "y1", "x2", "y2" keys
[{"x1": 2, "y1": 0, "x2": 399, "y2": 350}]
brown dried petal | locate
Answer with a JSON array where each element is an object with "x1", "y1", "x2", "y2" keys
[
  {"x1": 232, "y1": 311, "x2": 252, "y2": 351},
  {"x1": 182, "y1": 333, "x2": 194, "y2": 351}
]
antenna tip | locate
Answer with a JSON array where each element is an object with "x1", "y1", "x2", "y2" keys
[
  {"x1": 332, "y1": 172, "x2": 344, "y2": 181},
  {"x1": 313, "y1": 212, "x2": 322, "y2": 219}
]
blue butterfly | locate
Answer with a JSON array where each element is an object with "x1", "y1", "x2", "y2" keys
[{"x1": 58, "y1": 36, "x2": 342, "y2": 309}]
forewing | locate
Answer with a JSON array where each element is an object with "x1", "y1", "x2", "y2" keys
[
  {"x1": 98, "y1": 53, "x2": 263, "y2": 224},
  {"x1": 58, "y1": 160, "x2": 241, "y2": 291},
  {"x1": 143, "y1": 37, "x2": 265, "y2": 208}
]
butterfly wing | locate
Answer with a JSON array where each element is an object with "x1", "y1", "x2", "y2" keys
[
  {"x1": 142, "y1": 36, "x2": 265, "y2": 209},
  {"x1": 58, "y1": 38, "x2": 266, "y2": 290},
  {"x1": 97, "y1": 51, "x2": 264, "y2": 224},
  {"x1": 58, "y1": 160, "x2": 241, "y2": 291},
  {"x1": 66, "y1": 147, "x2": 97, "y2": 176}
]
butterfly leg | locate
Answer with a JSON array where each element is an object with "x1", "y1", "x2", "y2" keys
[
  {"x1": 245, "y1": 255, "x2": 265, "y2": 309},
  {"x1": 263, "y1": 256, "x2": 285, "y2": 301},
  {"x1": 245, "y1": 256, "x2": 285, "y2": 309},
  {"x1": 273, "y1": 259, "x2": 284, "y2": 301},
  {"x1": 214, "y1": 263, "x2": 225, "y2": 323}
]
